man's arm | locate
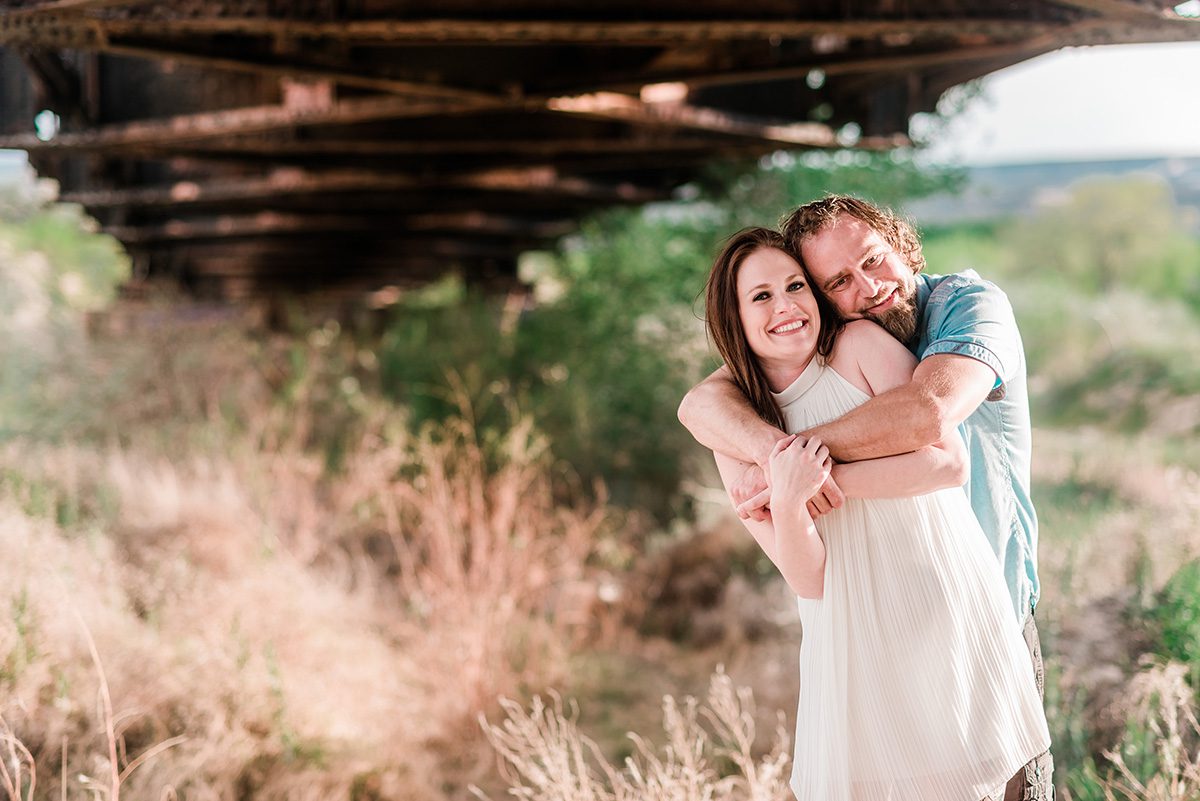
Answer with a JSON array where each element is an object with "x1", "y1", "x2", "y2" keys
[
  {"x1": 808, "y1": 352, "x2": 996, "y2": 463},
  {"x1": 813, "y1": 273, "x2": 1023, "y2": 464},
  {"x1": 677, "y1": 365, "x2": 787, "y2": 467}
]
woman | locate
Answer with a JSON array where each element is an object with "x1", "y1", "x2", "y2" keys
[{"x1": 703, "y1": 228, "x2": 1050, "y2": 801}]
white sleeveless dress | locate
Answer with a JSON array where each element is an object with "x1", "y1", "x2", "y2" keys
[{"x1": 777, "y1": 358, "x2": 1051, "y2": 801}]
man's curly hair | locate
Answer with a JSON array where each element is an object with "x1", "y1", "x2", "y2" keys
[{"x1": 779, "y1": 195, "x2": 926, "y2": 275}]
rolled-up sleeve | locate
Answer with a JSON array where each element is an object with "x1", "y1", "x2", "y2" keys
[{"x1": 922, "y1": 277, "x2": 1022, "y2": 389}]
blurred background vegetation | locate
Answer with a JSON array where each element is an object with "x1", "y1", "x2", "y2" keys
[{"x1": 2, "y1": 150, "x2": 1200, "y2": 800}]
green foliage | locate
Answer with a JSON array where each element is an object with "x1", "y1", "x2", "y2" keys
[
  {"x1": 0, "y1": 197, "x2": 131, "y2": 439},
  {"x1": 1041, "y1": 345, "x2": 1200, "y2": 433},
  {"x1": 913, "y1": 182, "x2": 1200, "y2": 441},
  {"x1": 2, "y1": 588, "x2": 38, "y2": 685},
  {"x1": 919, "y1": 221, "x2": 1006, "y2": 277},
  {"x1": 1108, "y1": 714, "x2": 1165, "y2": 792},
  {"x1": 1022, "y1": 289, "x2": 1200, "y2": 439},
  {"x1": 1061, "y1": 762, "x2": 1108, "y2": 801},
  {"x1": 997, "y1": 175, "x2": 1200, "y2": 309},
  {"x1": 0, "y1": 202, "x2": 129, "y2": 312},
  {"x1": 376, "y1": 233, "x2": 711, "y2": 519},
  {"x1": 0, "y1": 466, "x2": 88, "y2": 526},
  {"x1": 265, "y1": 643, "x2": 329, "y2": 768},
  {"x1": 1041, "y1": 626, "x2": 1110, "y2": 800},
  {"x1": 707, "y1": 149, "x2": 966, "y2": 230},
  {"x1": 260, "y1": 319, "x2": 395, "y2": 472},
  {"x1": 1147, "y1": 560, "x2": 1200, "y2": 675},
  {"x1": 1032, "y1": 463, "x2": 1125, "y2": 547}
]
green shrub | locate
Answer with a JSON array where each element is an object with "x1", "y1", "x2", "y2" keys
[
  {"x1": 1148, "y1": 560, "x2": 1200, "y2": 674},
  {"x1": 370, "y1": 208, "x2": 717, "y2": 520}
]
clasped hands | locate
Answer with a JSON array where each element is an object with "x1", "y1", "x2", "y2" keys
[{"x1": 730, "y1": 434, "x2": 845, "y2": 522}]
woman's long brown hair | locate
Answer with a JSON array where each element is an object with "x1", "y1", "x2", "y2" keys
[{"x1": 704, "y1": 227, "x2": 843, "y2": 431}]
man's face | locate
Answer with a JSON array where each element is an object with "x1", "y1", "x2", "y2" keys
[{"x1": 799, "y1": 214, "x2": 919, "y2": 344}]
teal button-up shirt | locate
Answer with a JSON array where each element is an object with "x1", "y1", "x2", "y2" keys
[{"x1": 912, "y1": 270, "x2": 1039, "y2": 623}]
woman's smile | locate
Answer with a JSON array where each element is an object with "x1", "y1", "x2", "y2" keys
[{"x1": 770, "y1": 317, "x2": 811, "y2": 335}]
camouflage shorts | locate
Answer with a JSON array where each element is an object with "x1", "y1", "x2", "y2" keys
[
  {"x1": 1007, "y1": 749, "x2": 1054, "y2": 801},
  {"x1": 982, "y1": 746, "x2": 1052, "y2": 801},
  {"x1": 993, "y1": 613, "x2": 1054, "y2": 801}
]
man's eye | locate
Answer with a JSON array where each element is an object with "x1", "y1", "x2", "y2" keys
[
  {"x1": 830, "y1": 277, "x2": 848, "y2": 290},
  {"x1": 865, "y1": 254, "x2": 880, "y2": 267}
]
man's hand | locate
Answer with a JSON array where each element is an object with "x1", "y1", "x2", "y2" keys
[
  {"x1": 736, "y1": 488, "x2": 772, "y2": 522},
  {"x1": 805, "y1": 473, "x2": 846, "y2": 519},
  {"x1": 730, "y1": 461, "x2": 771, "y2": 522}
]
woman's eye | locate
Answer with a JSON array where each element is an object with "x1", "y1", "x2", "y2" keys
[
  {"x1": 787, "y1": 282, "x2": 805, "y2": 292},
  {"x1": 753, "y1": 291, "x2": 769, "y2": 302}
]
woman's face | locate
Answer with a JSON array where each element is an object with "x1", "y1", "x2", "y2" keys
[{"x1": 735, "y1": 247, "x2": 822, "y2": 384}]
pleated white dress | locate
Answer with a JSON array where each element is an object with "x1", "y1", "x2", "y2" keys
[{"x1": 778, "y1": 358, "x2": 1051, "y2": 801}]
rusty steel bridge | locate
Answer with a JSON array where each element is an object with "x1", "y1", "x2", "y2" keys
[{"x1": 1, "y1": 0, "x2": 1197, "y2": 297}]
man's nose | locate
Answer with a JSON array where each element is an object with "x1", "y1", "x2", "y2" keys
[{"x1": 853, "y1": 271, "x2": 881, "y2": 298}]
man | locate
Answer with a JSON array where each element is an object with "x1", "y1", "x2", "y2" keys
[{"x1": 677, "y1": 195, "x2": 1052, "y2": 800}]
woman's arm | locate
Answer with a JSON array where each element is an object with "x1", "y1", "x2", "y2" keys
[
  {"x1": 831, "y1": 436, "x2": 968, "y2": 499},
  {"x1": 714, "y1": 452, "x2": 781, "y2": 564},
  {"x1": 767, "y1": 435, "x2": 830, "y2": 598},
  {"x1": 770, "y1": 499, "x2": 826, "y2": 599},
  {"x1": 714, "y1": 446, "x2": 826, "y2": 599}
]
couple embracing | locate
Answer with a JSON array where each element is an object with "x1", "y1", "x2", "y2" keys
[{"x1": 678, "y1": 196, "x2": 1053, "y2": 800}]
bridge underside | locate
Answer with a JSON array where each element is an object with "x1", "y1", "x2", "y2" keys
[{"x1": 1, "y1": 0, "x2": 1196, "y2": 298}]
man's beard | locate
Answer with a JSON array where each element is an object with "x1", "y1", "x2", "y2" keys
[{"x1": 862, "y1": 289, "x2": 919, "y2": 344}]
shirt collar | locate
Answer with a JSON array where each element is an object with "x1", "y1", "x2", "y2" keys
[{"x1": 914, "y1": 271, "x2": 936, "y2": 314}]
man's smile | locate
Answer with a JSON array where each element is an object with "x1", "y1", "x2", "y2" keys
[{"x1": 862, "y1": 288, "x2": 899, "y2": 315}]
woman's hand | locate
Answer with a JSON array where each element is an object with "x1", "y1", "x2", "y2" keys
[{"x1": 768, "y1": 434, "x2": 832, "y2": 515}]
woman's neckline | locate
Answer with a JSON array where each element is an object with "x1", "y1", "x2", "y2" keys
[{"x1": 769, "y1": 356, "x2": 824, "y2": 406}]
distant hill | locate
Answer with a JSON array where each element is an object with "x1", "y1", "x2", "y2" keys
[{"x1": 906, "y1": 156, "x2": 1200, "y2": 228}]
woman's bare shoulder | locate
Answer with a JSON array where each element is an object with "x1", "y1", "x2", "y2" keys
[
  {"x1": 829, "y1": 319, "x2": 888, "y2": 364},
  {"x1": 828, "y1": 319, "x2": 918, "y2": 396},
  {"x1": 831, "y1": 319, "x2": 917, "y2": 396},
  {"x1": 841, "y1": 318, "x2": 895, "y2": 345},
  {"x1": 825, "y1": 321, "x2": 873, "y2": 395}
]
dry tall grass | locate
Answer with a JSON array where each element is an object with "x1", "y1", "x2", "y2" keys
[
  {"x1": 340, "y1": 412, "x2": 611, "y2": 735},
  {"x1": 0, "y1": 714, "x2": 36, "y2": 801},
  {"x1": 478, "y1": 666, "x2": 791, "y2": 801},
  {"x1": 1091, "y1": 661, "x2": 1200, "y2": 801},
  {"x1": 0, "y1": 319, "x2": 609, "y2": 800},
  {"x1": 8, "y1": 302, "x2": 1200, "y2": 800}
]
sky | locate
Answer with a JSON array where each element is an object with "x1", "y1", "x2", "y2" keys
[
  {"x1": 919, "y1": 39, "x2": 1200, "y2": 166},
  {"x1": 2, "y1": 36, "x2": 1199, "y2": 172}
]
